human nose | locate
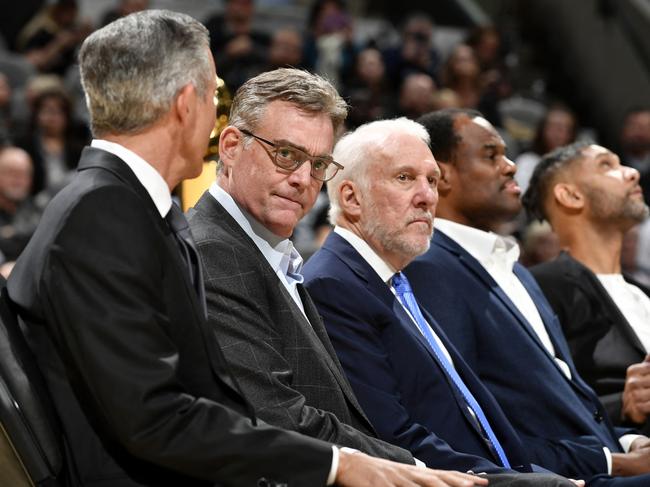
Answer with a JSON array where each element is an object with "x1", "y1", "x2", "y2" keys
[
  {"x1": 414, "y1": 177, "x2": 438, "y2": 209},
  {"x1": 286, "y1": 159, "x2": 313, "y2": 187},
  {"x1": 624, "y1": 165, "x2": 640, "y2": 183},
  {"x1": 502, "y1": 156, "x2": 516, "y2": 176}
]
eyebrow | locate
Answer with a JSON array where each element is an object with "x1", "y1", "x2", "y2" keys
[{"x1": 274, "y1": 138, "x2": 332, "y2": 159}]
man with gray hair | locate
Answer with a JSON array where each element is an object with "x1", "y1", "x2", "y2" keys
[
  {"x1": 188, "y1": 68, "x2": 486, "y2": 486},
  {"x1": 6, "y1": 11, "x2": 477, "y2": 487},
  {"x1": 304, "y1": 117, "x2": 580, "y2": 486}
]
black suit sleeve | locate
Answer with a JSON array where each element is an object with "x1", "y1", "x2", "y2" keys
[{"x1": 40, "y1": 186, "x2": 332, "y2": 485}]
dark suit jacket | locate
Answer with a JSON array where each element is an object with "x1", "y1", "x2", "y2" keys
[
  {"x1": 405, "y1": 230, "x2": 631, "y2": 479},
  {"x1": 7, "y1": 147, "x2": 333, "y2": 487},
  {"x1": 531, "y1": 251, "x2": 650, "y2": 433},
  {"x1": 303, "y1": 231, "x2": 534, "y2": 474},
  {"x1": 187, "y1": 192, "x2": 414, "y2": 464}
]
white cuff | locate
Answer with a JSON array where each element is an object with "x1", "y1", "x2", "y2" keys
[
  {"x1": 328, "y1": 447, "x2": 359, "y2": 485},
  {"x1": 327, "y1": 446, "x2": 339, "y2": 486},
  {"x1": 414, "y1": 457, "x2": 426, "y2": 468},
  {"x1": 619, "y1": 434, "x2": 644, "y2": 453},
  {"x1": 603, "y1": 447, "x2": 612, "y2": 475}
]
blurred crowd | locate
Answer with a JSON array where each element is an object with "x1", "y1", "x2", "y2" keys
[{"x1": 0, "y1": 0, "x2": 649, "y2": 280}]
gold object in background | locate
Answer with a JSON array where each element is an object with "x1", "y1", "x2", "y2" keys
[{"x1": 181, "y1": 75, "x2": 232, "y2": 211}]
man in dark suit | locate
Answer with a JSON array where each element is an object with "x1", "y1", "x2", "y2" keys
[
  {"x1": 522, "y1": 142, "x2": 650, "y2": 434},
  {"x1": 405, "y1": 108, "x2": 650, "y2": 485},
  {"x1": 5, "y1": 11, "x2": 479, "y2": 487},
  {"x1": 187, "y1": 68, "x2": 417, "y2": 465},
  {"x1": 304, "y1": 117, "x2": 579, "y2": 486}
]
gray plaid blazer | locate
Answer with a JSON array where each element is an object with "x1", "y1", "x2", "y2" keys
[{"x1": 188, "y1": 191, "x2": 414, "y2": 464}]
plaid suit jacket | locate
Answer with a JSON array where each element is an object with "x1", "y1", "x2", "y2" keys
[{"x1": 188, "y1": 191, "x2": 414, "y2": 464}]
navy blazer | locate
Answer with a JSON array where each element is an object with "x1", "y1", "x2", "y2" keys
[
  {"x1": 405, "y1": 230, "x2": 631, "y2": 479},
  {"x1": 303, "y1": 231, "x2": 534, "y2": 474}
]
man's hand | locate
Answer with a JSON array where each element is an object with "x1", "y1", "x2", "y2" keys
[
  {"x1": 335, "y1": 450, "x2": 488, "y2": 486},
  {"x1": 622, "y1": 355, "x2": 650, "y2": 424},
  {"x1": 612, "y1": 436, "x2": 650, "y2": 476}
]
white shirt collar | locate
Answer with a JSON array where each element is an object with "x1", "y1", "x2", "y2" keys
[
  {"x1": 435, "y1": 218, "x2": 520, "y2": 270},
  {"x1": 91, "y1": 139, "x2": 172, "y2": 218},
  {"x1": 208, "y1": 182, "x2": 303, "y2": 280},
  {"x1": 334, "y1": 226, "x2": 396, "y2": 284}
]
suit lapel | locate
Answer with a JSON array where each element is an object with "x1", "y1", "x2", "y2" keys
[
  {"x1": 329, "y1": 233, "x2": 488, "y2": 442},
  {"x1": 565, "y1": 255, "x2": 647, "y2": 357},
  {"x1": 435, "y1": 232, "x2": 579, "y2": 382},
  {"x1": 193, "y1": 199, "x2": 375, "y2": 430}
]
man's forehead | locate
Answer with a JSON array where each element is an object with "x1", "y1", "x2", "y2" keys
[
  {"x1": 582, "y1": 144, "x2": 614, "y2": 160},
  {"x1": 456, "y1": 115, "x2": 504, "y2": 148}
]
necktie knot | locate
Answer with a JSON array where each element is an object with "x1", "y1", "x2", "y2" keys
[
  {"x1": 392, "y1": 272, "x2": 412, "y2": 296},
  {"x1": 166, "y1": 204, "x2": 190, "y2": 234}
]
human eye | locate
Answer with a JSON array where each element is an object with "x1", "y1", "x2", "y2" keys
[
  {"x1": 397, "y1": 172, "x2": 413, "y2": 182},
  {"x1": 312, "y1": 158, "x2": 330, "y2": 171}
]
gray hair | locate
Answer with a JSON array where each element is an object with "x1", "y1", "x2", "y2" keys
[
  {"x1": 229, "y1": 68, "x2": 347, "y2": 137},
  {"x1": 328, "y1": 117, "x2": 430, "y2": 224},
  {"x1": 79, "y1": 9, "x2": 211, "y2": 136}
]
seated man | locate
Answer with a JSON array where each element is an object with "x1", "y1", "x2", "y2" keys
[
  {"x1": 523, "y1": 142, "x2": 650, "y2": 434},
  {"x1": 405, "y1": 108, "x2": 650, "y2": 485},
  {"x1": 304, "y1": 117, "x2": 577, "y2": 486},
  {"x1": 188, "y1": 68, "x2": 415, "y2": 465}
]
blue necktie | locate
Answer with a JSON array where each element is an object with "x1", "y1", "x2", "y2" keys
[{"x1": 392, "y1": 271, "x2": 511, "y2": 468}]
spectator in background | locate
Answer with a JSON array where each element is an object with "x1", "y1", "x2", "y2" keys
[
  {"x1": 204, "y1": 0, "x2": 270, "y2": 92},
  {"x1": 518, "y1": 220, "x2": 560, "y2": 268},
  {"x1": 16, "y1": 0, "x2": 91, "y2": 76},
  {"x1": 524, "y1": 142, "x2": 650, "y2": 435},
  {"x1": 17, "y1": 88, "x2": 88, "y2": 196},
  {"x1": 100, "y1": 0, "x2": 150, "y2": 26},
  {"x1": 344, "y1": 47, "x2": 393, "y2": 128},
  {"x1": 0, "y1": 72, "x2": 14, "y2": 144},
  {"x1": 620, "y1": 108, "x2": 650, "y2": 205},
  {"x1": 440, "y1": 44, "x2": 482, "y2": 109},
  {"x1": 397, "y1": 72, "x2": 436, "y2": 120},
  {"x1": 266, "y1": 28, "x2": 304, "y2": 70},
  {"x1": 515, "y1": 104, "x2": 578, "y2": 193},
  {"x1": 382, "y1": 13, "x2": 440, "y2": 90},
  {"x1": 0, "y1": 146, "x2": 42, "y2": 275},
  {"x1": 620, "y1": 107, "x2": 650, "y2": 173},
  {"x1": 303, "y1": 0, "x2": 356, "y2": 89}
]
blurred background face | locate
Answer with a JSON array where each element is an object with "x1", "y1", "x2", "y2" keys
[
  {"x1": 449, "y1": 45, "x2": 480, "y2": 79},
  {"x1": 36, "y1": 95, "x2": 67, "y2": 136},
  {"x1": 399, "y1": 74, "x2": 436, "y2": 118},
  {"x1": 542, "y1": 109, "x2": 576, "y2": 152},
  {"x1": 356, "y1": 48, "x2": 385, "y2": 85},
  {"x1": 621, "y1": 111, "x2": 650, "y2": 156},
  {"x1": 0, "y1": 74, "x2": 11, "y2": 108},
  {"x1": 0, "y1": 149, "x2": 33, "y2": 202},
  {"x1": 268, "y1": 29, "x2": 303, "y2": 68}
]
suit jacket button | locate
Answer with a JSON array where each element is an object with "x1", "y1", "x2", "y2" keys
[{"x1": 594, "y1": 410, "x2": 603, "y2": 422}]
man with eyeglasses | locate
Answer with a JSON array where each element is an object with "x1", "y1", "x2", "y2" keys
[{"x1": 186, "y1": 68, "x2": 471, "y2": 483}]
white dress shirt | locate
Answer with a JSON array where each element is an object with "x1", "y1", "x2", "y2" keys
[
  {"x1": 597, "y1": 274, "x2": 650, "y2": 353},
  {"x1": 91, "y1": 139, "x2": 172, "y2": 218}
]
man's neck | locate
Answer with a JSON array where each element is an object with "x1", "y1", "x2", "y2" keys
[
  {"x1": 560, "y1": 223, "x2": 624, "y2": 274},
  {"x1": 103, "y1": 125, "x2": 179, "y2": 191}
]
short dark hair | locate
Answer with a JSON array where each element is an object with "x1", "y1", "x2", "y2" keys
[
  {"x1": 522, "y1": 140, "x2": 593, "y2": 221},
  {"x1": 417, "y1": 108, "x2": 482, "y2": 162}
]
